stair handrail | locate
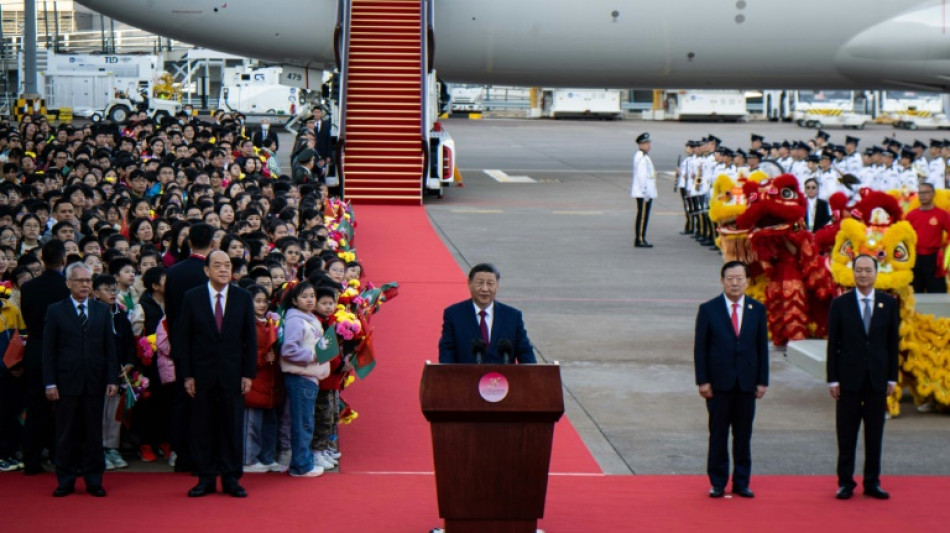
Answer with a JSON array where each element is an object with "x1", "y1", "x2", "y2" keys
[
  {"x1": 426, "y1": 0, "x2": 435, "y2": 73},
  {"x1": 336, "y1": 0, "x2": 352, "y2": 196},
  {"x1": 420, "y1": 0, "x2": 430, "y2": 142}
]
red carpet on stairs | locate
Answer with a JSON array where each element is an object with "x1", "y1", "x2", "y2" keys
[{"x1": 2, "y1": 205, "x2": 948, "y2": 532}]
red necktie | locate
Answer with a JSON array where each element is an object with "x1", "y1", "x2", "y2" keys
[
  {"x1": 479, "y1": 309, "x2": 489, "y2": 345},
  {"x1": 731, "y1": 303, "x2": 740, "y2": 336},
  {"x1": 215, "y1": 293, "x2": 224, "y2": 332}
]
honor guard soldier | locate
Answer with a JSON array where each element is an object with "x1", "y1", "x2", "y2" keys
[
  {"x1": 897, "y1": 149, "x2": 920, "y2": 192},
  {"x1": 843, "y1": 136, "x2": 863, "y2": 175},
  {"x1": 927, "y1": 140, "x2": 947, "y2": 189},
  {"x1": 698, "y1": 137, "x2": 720, "y2": 247},
  {"x1": 878, "y1": 151, "x2": 899, "y2": 191},
  {"x1": 677, "y1": 141, "x2": 696, "y2": 234},
  {"x1": 688, "y1": 138, "x2": 709, "y2": 243},
  {"x1": 750, "y1": 134, "x2": 765, "y2": 152},
  {"x1": 632, "y1": 132, "x2": 657, "y2": 248},
  {"x1": 715, "y1": 147, "x2": 738, "y2": 179},
  {"x1": 746, "y1": 150, "x2": 763, "y2": 173},
  {"x1": 778, "y1": 141, "x2": 794, "y2": 172},
  {"x1": 832, "y1": 145, "x2": 849, "y2": 174},
  {"x1": 804, "y1": 154, "x2": 821, "y2": 183},
  {"x1": 790, "y1": 142, "x2": 811, "y2": 187},
  {"x1": 815, "y1": 130, "x2": 831, "y2": 154},
  {"x1": 858, "y1": 148, "x2": 876, "y2": 187},
  {"x1": 942, "y1": 141, "x2": 950, "y2": 182},
  {"x1": 818, "y1": 152, "x2": 843, "y2": 201},
  {"x1": 734, "y1": 149, "x2": 748, "y2": 176},
  {"x1": 912, "y1": 140, "x2": 929, "y2": 184}
]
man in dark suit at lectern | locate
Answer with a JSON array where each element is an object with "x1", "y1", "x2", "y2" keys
[
  {"x1": 438, "y1": 263, "x2": 535, "y2": 364},
  {"x1": 694, "y1": 260, "x2": 769, "y2": 499}
]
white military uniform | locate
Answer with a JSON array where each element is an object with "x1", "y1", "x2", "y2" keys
[
  {"x1": 818, "y1": 167, "x2": 842, "y2": 200},
  {"x1": 631, "y1": 150, "x2": 657, "y2": 199},
  {"x1": 841, "y1": 151, "x2": 863, "y2": 175},
  {"x1": 790, "y1": 159, "x2": 811, "y2": 187},
  {"x1": 928, "y1": 156, "x2": 947, "y2": 190},
  {"x1": 676, "y1": 155, "x2": 690, "y2": 192},
  {"x1": 897, "y1": 166, "x2": 918, "y2": 192},
  {"x1": 779, "y1": 156, "x2": 794, "y2": 173}
]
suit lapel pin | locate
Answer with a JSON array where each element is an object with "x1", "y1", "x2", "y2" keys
[
  {"x1": 878, "y1": 303, "x2": 883, "y2": 309},
  {"x1": 747, "y1": 304, "x2": 753, "y2": 310}
]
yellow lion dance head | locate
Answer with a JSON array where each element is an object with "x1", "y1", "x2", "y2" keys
[{"x1": 831, "y1": 190, "x2": 916, "y2": 289}]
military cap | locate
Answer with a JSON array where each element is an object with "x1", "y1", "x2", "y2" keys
[
  {"x1": 931, "y1": 139, "x2": 944, "y2": 148},
  {"x1": 806, "y1": 154, "x2": 820, "y2": 163},
  {"x1": 913, "y1": 140, "x2": 927, "y2": 150},
  {"x1": 815, "y1": 130, "x2": 830, "y2": 141},
  {"x1": 636, "y1": 132, "x2": 651, "y2": 144},
  {"x1": 751, "y1": 134, "x2": 764, "y2": 142},
  {"x1": 845, "y1": 135, "x2": 860, "y2": 145},
  {"x1": 748, "y1": 150, "x2": 763, "y2": 159},
  {"x1": 899, "y1": 149, "x2": 915, "y2": 160}
]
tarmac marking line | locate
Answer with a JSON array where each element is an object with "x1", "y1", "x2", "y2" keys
[
  {"x1": 450, "y1": 208, "x2": 504, "y2": 214},
  {"x1": 552, "y1": 210, "x2": 605, "y2": 215},
  {"x1": 484, "y1": 169, "x2": 537, "y2": 183}
]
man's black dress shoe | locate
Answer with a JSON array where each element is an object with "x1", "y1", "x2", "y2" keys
[
  {"x1": 222, "y1": 482, "x2": 247, "y2": 498},
  {"x1": 732, "y1": 487, "x2": 755, "y2": 498},
  {"x1": 864, "y1": 485, "x2": 890, "y2": 500},
  {"x1": 52, "y1": 485, "x2": 74, "y2": 497},
  {"x1": 709, "y1": 486, "x2": 725, "y2": 498},
  {"x1": 187, "y1": 481, "x2": 216, "y2": 498},
  {"x1": 86, "y1": 485, "x2": 107, "y2": 497},
  {"x1": 835, "y1": 486, "x2": 854, "y2": 500}
]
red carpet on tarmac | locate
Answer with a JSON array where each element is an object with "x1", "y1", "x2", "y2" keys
[{"x1": 2, "y1": 205, "x2": 947, "y2": 532}]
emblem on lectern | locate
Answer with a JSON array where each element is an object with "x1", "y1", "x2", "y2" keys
[{"x1": 478, "y1": 372, "x2": 509, "y2": 403}]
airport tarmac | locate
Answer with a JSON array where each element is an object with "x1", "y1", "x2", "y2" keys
[{"x1": 426, "y1": 117, "x2": 950, "y2": 476}]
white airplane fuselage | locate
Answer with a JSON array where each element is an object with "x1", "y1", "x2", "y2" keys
[{"x1": 76, "y1": 0, "x2": 950, "y2": 90}]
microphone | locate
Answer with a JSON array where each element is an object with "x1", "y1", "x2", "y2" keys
[
  {"x1": 498, "y1": 339, "x2": 513, "y2": 365},
  {"x1": 471, "y1": 338, "x2": 486, "y2": 365}
]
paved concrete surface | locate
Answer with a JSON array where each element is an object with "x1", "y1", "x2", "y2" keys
[{"x1": 426, "y1": 117, "x2": 950, "y2": 476}]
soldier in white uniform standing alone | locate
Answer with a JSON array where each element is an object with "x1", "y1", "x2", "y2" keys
[{"x1": 632, "y1": 132, "x2": 657, "y2": 248}]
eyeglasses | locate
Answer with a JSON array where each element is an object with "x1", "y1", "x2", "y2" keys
[{"x1": 69, "y1": 278, "x2": 92, "y2": 284}]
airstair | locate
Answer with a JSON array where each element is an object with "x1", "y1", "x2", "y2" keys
[{"x1": 338, "y1": 0, "x2": 430, "y2": 204}]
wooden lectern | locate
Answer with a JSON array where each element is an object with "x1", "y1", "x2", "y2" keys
[{"x1": 420, "y1": 363, "x2": 564, "y2": 533}]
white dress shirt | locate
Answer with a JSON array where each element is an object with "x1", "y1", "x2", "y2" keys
[
  {"x1": 208, "y1": 282, "x2": 229, "y2": 315},
  {"x1": 473, "y1": 301, "x2": 494, "y2": 343},
  {"x1": 723, "y1": 294, "x2": 745, "y2": 333}
]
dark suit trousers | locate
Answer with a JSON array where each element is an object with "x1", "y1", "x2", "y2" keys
[
  {"x1": 836, "y1": 376, "x2": 887, "y2": 489},
  {"x1": 912, "y1": 254, "x2": 947, "y2": 294},
  {"x1": 706, "y1": 386, "x2": 756, "y2": 489},
  {"x1": 635, "y1": 198, "x2": 653, "y2": 244},
  {"x1": 54, "y1": 393, "x2": 106, "y2": 487},
  {"x1": 191, "y1": 382, "x2": 244, "y2": 483},
  {"x1": 0, "y1": 370, "x2": 25, "y2": 457},
  {"x1": 22, "y1": 369, "x2": 55, "y2": 471},
  {"x1": 171, "y1": 378, "x2": 195, "y2": 472}
]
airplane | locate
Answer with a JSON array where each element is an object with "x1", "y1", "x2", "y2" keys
[{"x1": 75, "y1": 0, "x2": 950, "y2": 91}]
